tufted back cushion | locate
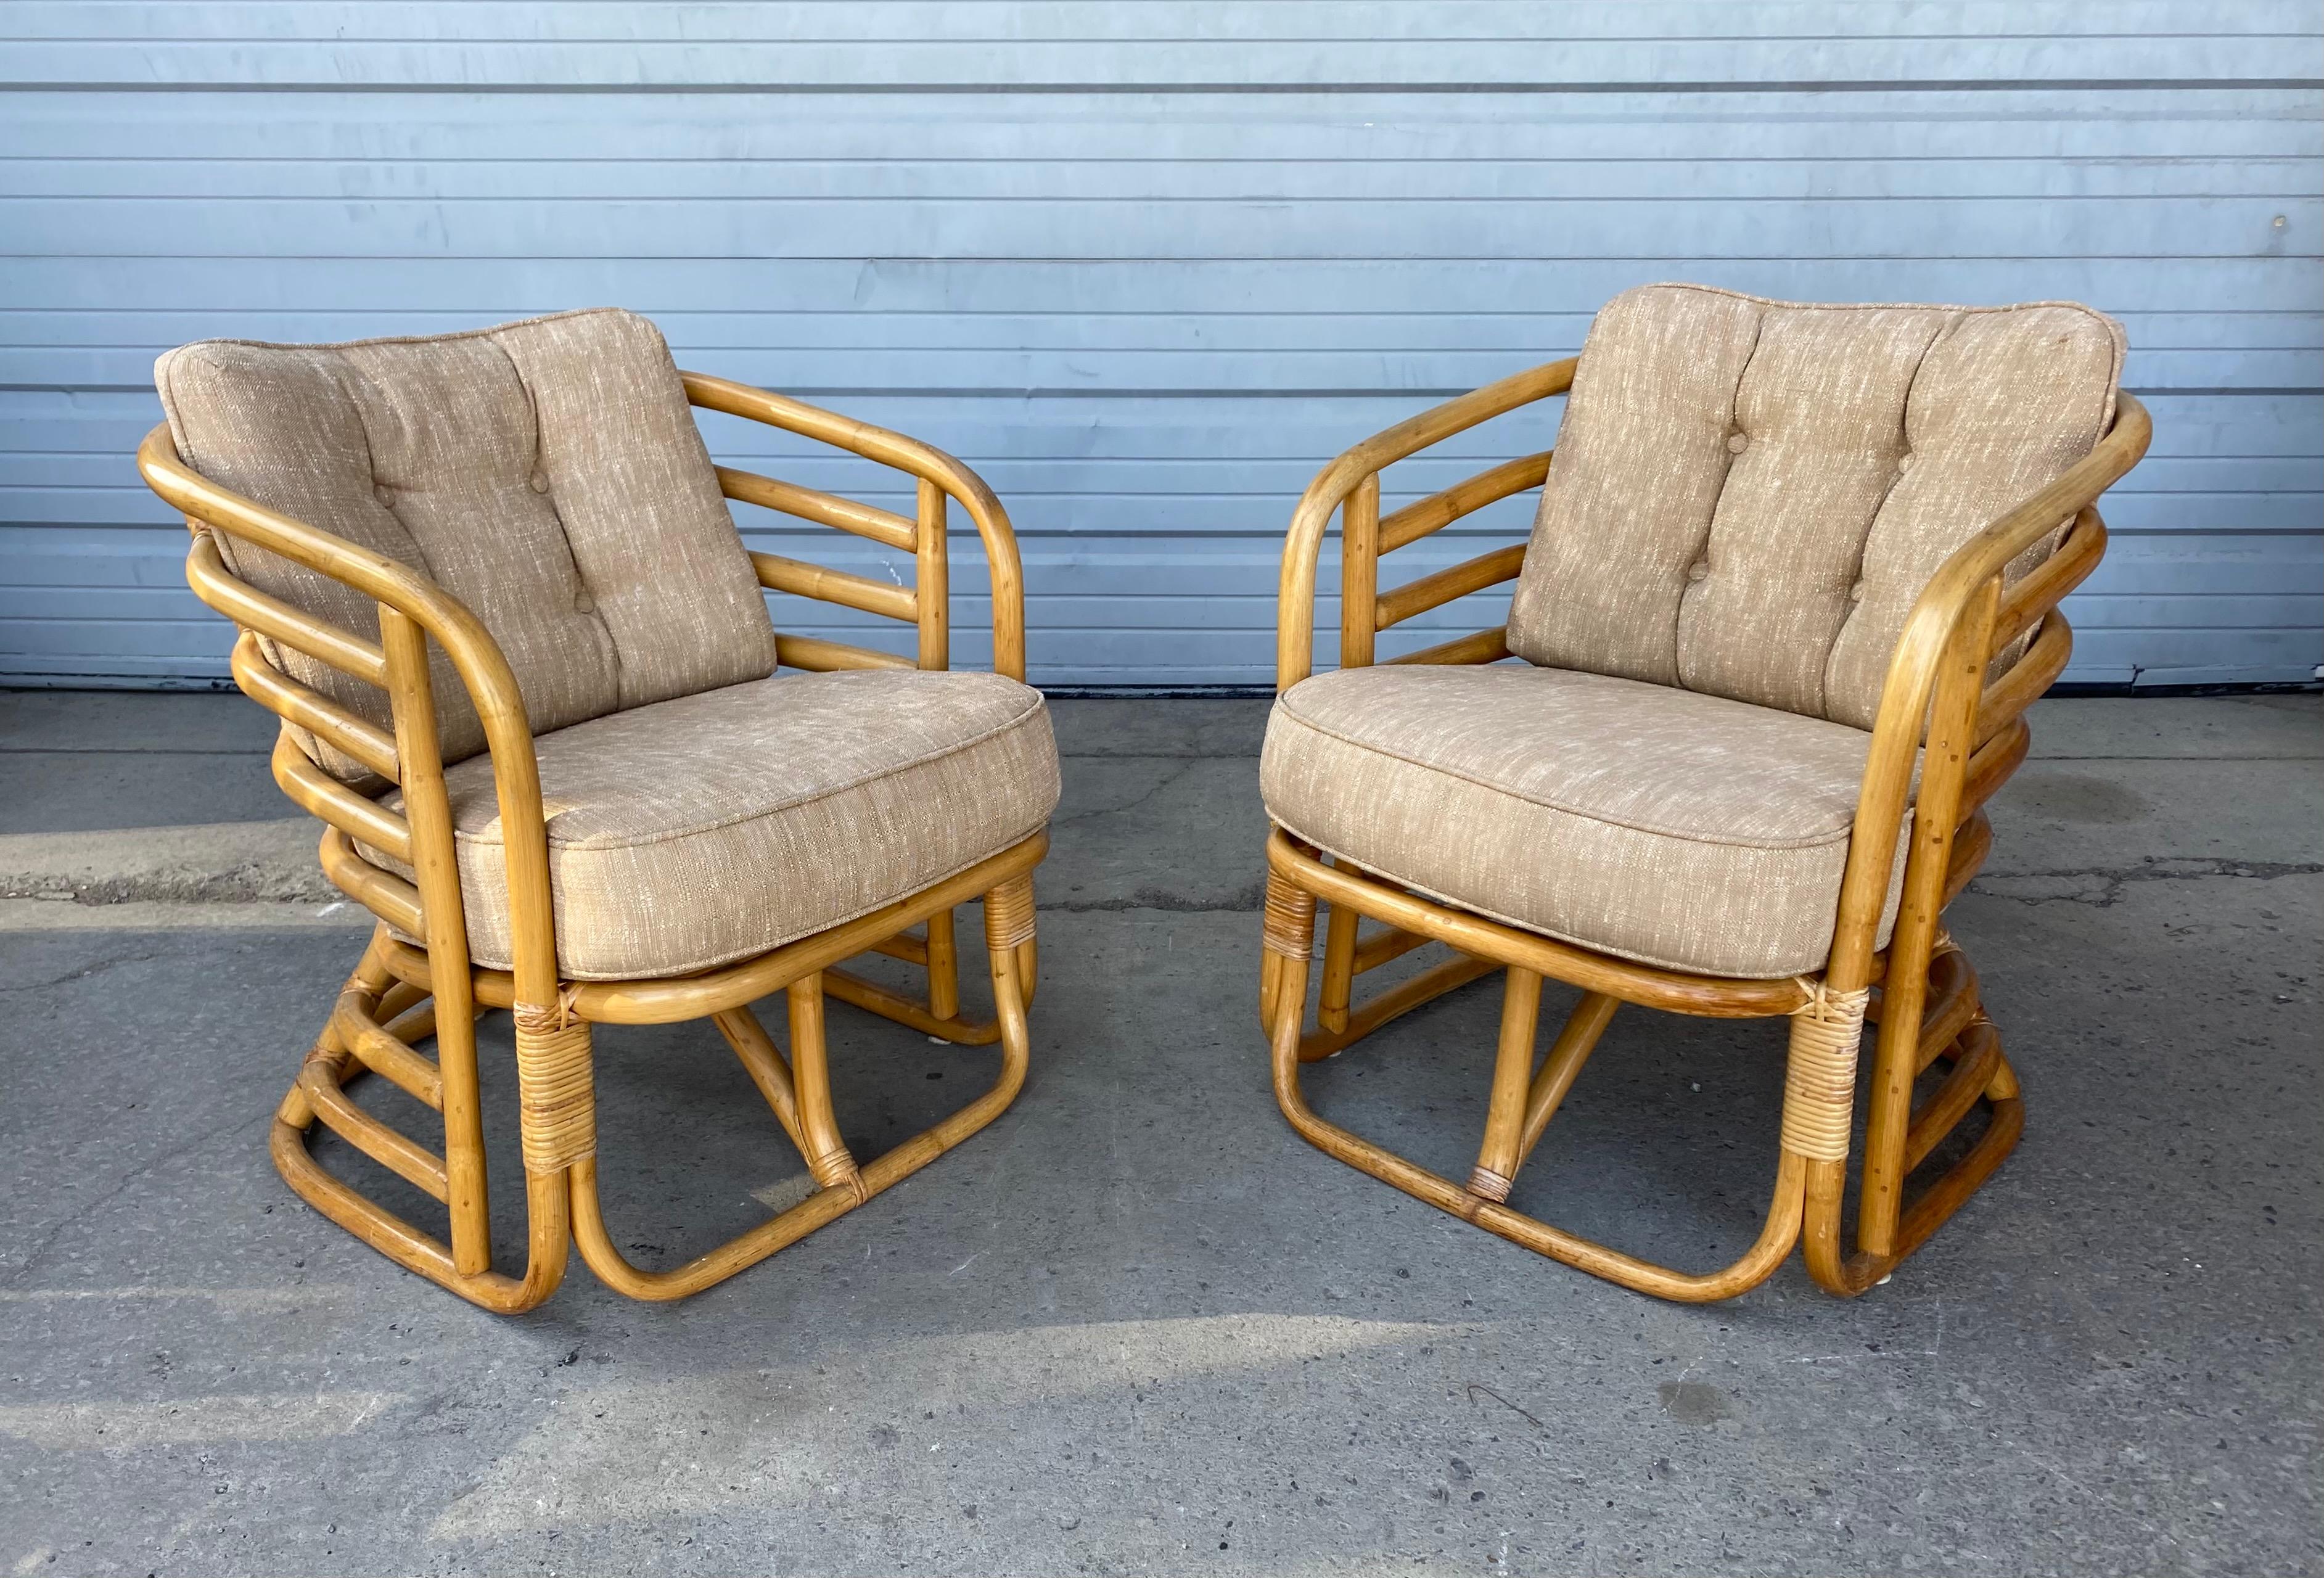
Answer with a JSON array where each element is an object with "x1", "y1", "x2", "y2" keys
[
  {"x1": 1504, "y1": 285, "x2": 2124, "y2": 727},
  {"x1": 156, "y1": 308, "x2": 778, "y2": 781}
]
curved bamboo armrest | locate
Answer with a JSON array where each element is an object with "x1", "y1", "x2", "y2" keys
[
  {"x1": 138, "y1": 425, "x2": 564, "y2": 1007},
  {"x1": 1276, "y1": 358, "x2": 1578, "y2": 688},
  {"x1": 681, "y1": 371, "x2": 1029, "y2": 682},
  {"x1": 1826, "y1": 393, "x2": 2153, "y2": 989}
]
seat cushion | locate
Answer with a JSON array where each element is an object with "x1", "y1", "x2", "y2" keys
[
  {"x1": 360, "y1": 669, "x2": 1059, "y2": 981},
  {"x1": 1505, "y1": 284, "x2": 2124, "y2": 727},
  {"x1": 156, "y1": 308, "x2": 778, "y2": 781},
  {"x1": 1259, "y1": 665, "x2": 1908, "y2": 979}
]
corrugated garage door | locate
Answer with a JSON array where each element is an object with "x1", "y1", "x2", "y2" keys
[{"x1": 3, "y1": 3, "x2": 2318, "y2": 689}]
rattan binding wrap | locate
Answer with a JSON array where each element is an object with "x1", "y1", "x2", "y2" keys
[
  {"x1": 983, "y1": 874, "x2": 1037, "y2": 951},
  {"x1": 512, "y1": 987, "x2": 596, "y2": 1174},
  {"x1": 1781, "y1": 979, "x2": 1871, "y2": 1162},
  {"x1": 1262, "y1": 873, "x2": 1318, "y2": 959}
]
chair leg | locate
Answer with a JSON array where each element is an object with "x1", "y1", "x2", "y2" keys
[
  {"x1": 1803, "y1": 936, "x2": 2024, "y2": 1296},
  {"x1": 1263, "y1": 889, "x2": 1804, "y2": 1302},
  {"x1": 1467, "y1": 966, "x2": 1542, "y2": 1202},
  {"x1": 1318, "y1": 897, "x2": 1361, "y2": 1034},
  {"x1": 925, "y1": 906, "x2": 960, "y2": 1022},
  {"x1": 269, "y1": 926, "x2": 570, "y2": 1314},
  {"x1": 566, "y1": 883, "x2": 1037, "y2": 1303},
  {"x1": 823, "y1": 882, "x2": 1038, "y2": 1045}
]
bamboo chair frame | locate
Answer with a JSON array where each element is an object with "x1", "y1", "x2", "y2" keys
[
  {"x1": 138, "y1": 371, "x2": 1045, "y2": 1311},
  {"x1": 1260, "y1": 355, "x2": 2151, "y2": 1301}
]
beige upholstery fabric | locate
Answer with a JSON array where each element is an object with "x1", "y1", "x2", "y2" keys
[
  {"x1": 360, "y1": 670, "x2": 1060, "y2": 980},
  {"x1": 155, "y1": 309, "x2": 777, "y2": 779},
  {"x1": 1260, "y1": 665, "x2": 1908, "y2": 979},
  {"x1": 1506, "y1": 284, "x2": 2124, "y2": 727}
]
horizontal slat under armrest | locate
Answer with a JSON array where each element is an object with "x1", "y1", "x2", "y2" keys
[
  {"x1": 751, "y1": 552, "x2": 918, "y2": 623},
  {"x1": 718, "y1": 466, "x2": 919, "y2": 551}
]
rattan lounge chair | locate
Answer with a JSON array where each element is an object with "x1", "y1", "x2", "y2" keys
[
  {"x1": 138, "y1": 308, "x2": 1059, "y2": 1311},
  {"x1": 1258, "y1": 284, "x2": 2150, "y2": 1301}
]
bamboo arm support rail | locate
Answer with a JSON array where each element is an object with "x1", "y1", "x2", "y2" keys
[
  {"x1": 1373, "y1": 544, "x2": 1529, "y2": 631},
  {"x1": 1278, "y1": 358, "x2": 1576, "y2": 688},
  {"x1": 683, "y1": 371, "x2": 1028, "y2": 681},
  {"x1": 1379, "y1": 450, "x2": 1554, "y2": 553},
  {"x1": 1826, "y1": 394, "x2": 2149, "y2": 993},
  {"x1": 142, "y1": 423, "x2": 566, "y2": 1017}
]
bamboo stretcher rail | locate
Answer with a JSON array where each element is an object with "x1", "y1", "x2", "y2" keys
[
  {"x1": 1353, "y1": 921, "x2": 1433, "y2": 975},
  {"x1": 334, "y1": 995, "x2": 445, "y2": 1109}
]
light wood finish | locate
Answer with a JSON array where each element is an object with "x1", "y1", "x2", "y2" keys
[
  {"x1": 1468, "y1": 966, "x2": 1543, "y2": 1202},
  {"x1": 686, "y1": 370, "x2": 1027, "y2": 681},
  {"x1": 1277, "y1": 356, "x2": 1576, "y2": 689},
  {"x1": 1384, "y1": 627, "x2": 1512, "y2": 668},
  {"x1": 231, "y1": 633, "x2": 400, "y2": 779},
  {"x1": 138, "y1": 355, "x2": 1051, "y2": 1313},
  {"x1": 1260, "y1": 351, "x2": 2151, "y2": 1302},
  {"x1": 749, "y1": 551, "x2": 918, "y2": 623},
  {"x1": 1338, "y1": 473, "x2": 1381, "y2": 670},
  {"x1": 1380, "y1": 450, "x2": 1553, "y2": 553},
  {"x1": 715, "y1": 466, "x2": 918, "y2": 551},
  {"x1": 1374, "y1": 543, "x2": 1527, "y2": 632}
]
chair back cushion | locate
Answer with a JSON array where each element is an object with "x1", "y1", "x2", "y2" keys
[
  {"x1": 1504, "y1": 284, "x2": 2123, "y2": 726},
  {"x1": 157, "y1": 308, "x2": 777, "y2": 777}
]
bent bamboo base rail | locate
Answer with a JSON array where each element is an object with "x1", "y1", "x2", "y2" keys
[
  {"x1": 1261, "y1": 833, "x2": 2011, "y2": 1302},
  {"x1": 1260, "y1": 356, "x2": 2149, "y2": 1301},
  {"x1": 141, "y1": 366, "x2": 1048, "y2": 1313},
  {"x1": 276, "y1": 841, "x2": 1043, "y2": 1311}
]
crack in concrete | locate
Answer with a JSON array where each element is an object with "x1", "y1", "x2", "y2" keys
[
  {"x1": 1041, "y1": 881, "x2": 1265, "y2": 915},
  {"x1": 0, "y1": 952, "x2": 160, "y2": 993},
  {"x1": 1971, "y1": 858, "x2": 2324, "y2": 908},
  {"x1": 1046, "y1": 759, "x2": 1204, "y2": 828}
]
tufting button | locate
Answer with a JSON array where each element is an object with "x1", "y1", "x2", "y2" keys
[
  {"x1": 1726, "y1": 434, "x2": 1749, "y2": 454},
  {"x1": 374, "y1": 483, "x2": 394, "y2": 504},
  {"x1": 1686, "y1": 561, "x2": 1710, "y2": 583},
  {"x1": 572, "y1": 591, "x2": 596, "y2": 615},
  {"x1": 1848, "y1": 581, "x2": 1866, "y2": 603},
  {"x1": 1896, "y1": 453, "x2": 1916, "y2": 474},
  {"x1": 528, "y1": 471, "x2": 551, "y2": 493}
]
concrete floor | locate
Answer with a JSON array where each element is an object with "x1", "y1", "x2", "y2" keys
[{"x1": 0, "y1": 689, "x2": 2318, "y2": 1576}]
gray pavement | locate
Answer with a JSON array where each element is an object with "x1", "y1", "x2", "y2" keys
[{"x1": 1, "y1": 688, "x2": 2318, "y2": 1576}]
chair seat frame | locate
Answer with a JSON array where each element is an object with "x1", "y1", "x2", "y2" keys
[
  {"x1": 139, "y1": 371, "x2": 1045, "y2": 1311},
  {"x1": 1260, "y1": 356, "x2": 2152, "y2": 1301}
]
